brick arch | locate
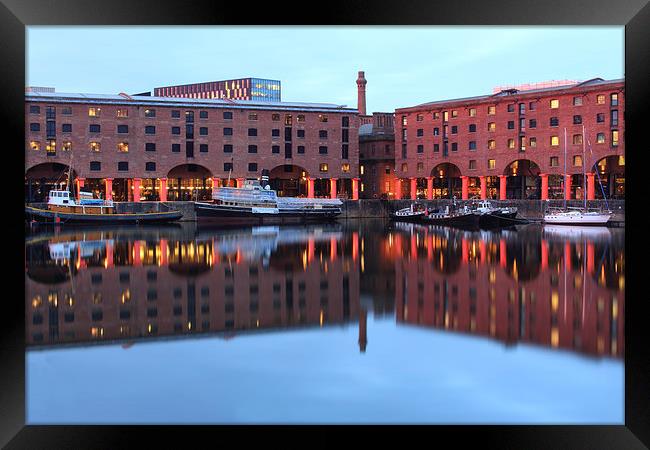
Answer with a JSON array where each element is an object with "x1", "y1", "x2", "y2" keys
[
  {"x1": 268, "y1": 164, "x2": 309, "y2": 197},
  {"x1": 501, "y1": 158, "x2": 541, "y2": 177},
  {"x1": 166, "y1": 163, "x2": 214, "y2": 201},
  {"x1": 167, "y1": 163, "x2": 213, "y2": 179},
  {"x1": 430, "y1": 162, "x2": 463, "y2": 178}
]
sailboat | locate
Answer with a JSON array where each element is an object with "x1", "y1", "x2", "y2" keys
[{"x1": 543, "y1": 127, "x2": 612, "y2": 226}]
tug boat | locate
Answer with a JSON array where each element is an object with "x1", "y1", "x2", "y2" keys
[
  {"x1": 25, "y1": 189, "x2": 183, "y2": 224},
  {"x1": 195, "y1": 179, "x2": 342, "y2": 224},
  {"x1": 389, "y1": 203, "x2": 427, "y2": 222}
]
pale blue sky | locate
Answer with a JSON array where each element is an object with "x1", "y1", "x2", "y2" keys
[{"x1": 26, "y1": 26, "x2": 624, "y2": 112}]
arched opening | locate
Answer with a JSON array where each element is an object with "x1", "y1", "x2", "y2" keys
[
  {"x1": 592, "y1": 155, "x2": 625, "y2": 199},
  {"x1": 430, "y1": 163, "x2": 462, "y2": 199},
  {"x1": 415, "y1": 177, "x2": 428, "y2": 199},
  {"x1": 468, "y1": 176, "x2": 482, "y2": 199},
  {"x1": 25, "y1": 163, "x2": 77, "y2": 203},
  {"x1": 269, "y1": 164, "x2": 309, "y2": 197},
  {"x1": 503, "y1": 159, "x2": 541, "y2": 199},
  {"x1": 167, "y1": 164, "x2": 213, "y2": 201}
]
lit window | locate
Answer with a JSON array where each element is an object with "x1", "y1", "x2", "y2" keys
[
  {"x1": 342, "y1": 163, "x2": 350, "y2": 173},
  {"x1": 507, "y1": 139, "x2": 515, "y2": 149},
  {"x1": 90, "y1": 141, "x2": 100, "y2": 152},
  {"x1": 417, "y1": 162, "x2": 424, "y2": 172},
  {"x1": 62, "y1": 141, "x2": 71, "y2": 151},
  {"x1": 401, "y1": 163, "x2": 408, "y2": 172},
  {"x1": 596, "y1": 94, "x2": 605, "y2": 104},
  {"x1": 443, "y1": 111, "x2": 449, "y2": 121},
  {"x1": 432, "y1": 112, "x2": 440, "y2": 120},
  {"x1": 488, "y1": 140, "x2": 496, "y2": 150},
  {"x1": 529, "y1": 137, "x2": 537, "y2": 147},
  {"x1": 573, "y1": 155, "x2": 583, "y2": 167},
  {"x1": 117, "y1": 108, "x2": 128, "y2": 118},
  {"x1": 596, "y1": 133, "x2": 605, "y2": 144},
  {"x1": 550, "y1": 99, "x2": 559, "y2": 109},
  {"x1": 469, "y1": 108, "x2": 476, "y2": 117},
  {"x1": 319, "y1": 163, "x2": 328, "y2": 172},
  {"x1": 610, "y1": 93, "x2": 619, "y2": 106},
  {"x1": 384, "y1": 181, "x2": 390, "y2": 192},
  {"x1": 488, "y1": 122, "x2": 495, "y2": 132},
  {"x1": 297, "y1": 115, "x2": 305, "y2": 123},
  {"x1": 88, "y1": 107, "x2": 101, "y2": 117},
  {"x1": 451, "y1": 110, "x2": 458, "y2": 118},
  {"x1": 46, "y1": 140, "x2": 56, "y2": 155},
  {"x1": 248, "y1": 112, "x2": 258, "y2": 120},
  {"x1": 488, "y1": 106, "x2": 496, "y2": 115},
  {"x1": 550, "y1": 136, "x2": 559, "y2": 146},
  {"x1": 318, "y1": 114, "x2": 328, "y2": 123},
  {"x1": 360, "y1": 165, "x2": 364, "y2": 175},
  {"x1": 118, "y1": 142, "x2": 129, "y2": 153},
  {"x1": 30, "y1": 141, "x2": 40, "y2": 151},
  {"x1": 488, "y1": 159, "x2": 496, "y2": 169},
  {"x1": 144, "y1": 108, "x2": 156, "y2": 118},
  {"x1": 611, "y1": 130, "x2": 619, "y2": 146}
]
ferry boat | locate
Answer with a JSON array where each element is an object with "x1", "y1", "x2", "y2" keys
[
  {"x1": 25, "y1": 189, "x2": 183, "y2": 224},
  {"x1": 195, "y1": 179, "x2": 343, "y2": 224}
]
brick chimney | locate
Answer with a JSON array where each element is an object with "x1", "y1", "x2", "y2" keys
[{"x1": 356, "y1": 71, "x2": 367, "y2": 116}]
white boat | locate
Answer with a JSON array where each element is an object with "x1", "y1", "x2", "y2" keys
[{"x1": 390, "y1": 203, "x2": 427, "y2": 222}]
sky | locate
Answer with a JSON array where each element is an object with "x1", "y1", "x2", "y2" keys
[{"x1": 26, "y1": 26, "x2": 624, "y2": 113}]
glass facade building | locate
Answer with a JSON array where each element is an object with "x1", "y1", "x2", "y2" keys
[{"x1": 154, "y1": 78, "x2": 281, "y2": 102}]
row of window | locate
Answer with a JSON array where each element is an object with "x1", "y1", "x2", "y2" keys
[
  {"x1": 29, "y1": 141, "x2": 350, "y2": 155},
  {"x1": 28, "y1": 105, "x2": 348, "y2": 126},
  {"x1": 402, "y1": 154, "x2": 591, "y2": 173},
  {"x1": 409, "y1": 130, "x2": 620, "y2": 154},
  {"x1": 86, "y1": 161, "x2": 342, "y2": 173},
  {"x1": 405, "y1": 93, "x2": 621, "y2": 124},
  {"x1": 30, "y1": 123, "x2": 339, "y2": 139},
  {"x1": 408, "y1": 112, "x2": 619, "y2": 138}
]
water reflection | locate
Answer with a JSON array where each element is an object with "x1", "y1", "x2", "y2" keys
[{"x1": 25, "y1": 221, "x2": 624, "y2": 359}]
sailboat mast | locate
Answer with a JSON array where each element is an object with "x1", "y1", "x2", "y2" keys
[
  {"x1": 582, "y1": 124, "x2": 586, "y2": 210},
  {"x1": 564, "y1": 128, "x2": 570, "y2": 209}
]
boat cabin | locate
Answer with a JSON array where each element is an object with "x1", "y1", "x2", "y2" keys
[{"x1": 48, "y1": 190, "x2": 76, "y2": 206}]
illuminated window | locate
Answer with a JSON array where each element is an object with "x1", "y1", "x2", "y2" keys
[
  {"x1": 487, "y1": 139, "x2": 496, "y2": 150},
  {"x1": 45, "y1": 140, "x2": 56, "y2": 155},
  {"x1": 550, "y1": 99, "x2": 559, "y2": 109},
  {"x1": 144, "y1": 108, "x2": 156, "y2": 118},
  {"x1": 572, "y1": 134, "x2": 583, "y2": 145},
  {"x1": 117, "y1": 108, "x2": 128, "y2": 118},
  {"x1": 62, "y1": 141, "x2": 71, "y2": 151},
  {"x1": 550, "y1": 136, "x2": 559, "y2": 146},
  {"x1": 248, "y1": 112, "x2": 258, "y2": 120},
  {"x1": 451, "y1": 110, "x2": 458, "y2": 118},
  {"x1": 507, "y1": 139, "x2": 515, "y2": 149},
  {"x1": 469, "y1": 108, "x2": 476, "y2": 117},
  {"x1": 417, "y1": 162, "x2": 424, "y2": 172},
  {"x1": 297, "y1": 115, "x2": 305, "y2": 123},
  {"x1": 401, "y1": 163, "x2": 408, "y2": 172},
  {"x1": 596, "y1": 132, "x2": 605, "y2": 144},
  {"x1": 550, "y1": 156, "x2": 559, "y2": 167},
  {"x1": 90, "y1": 141, "x2": 100, "y2": 152},
  {"x1": 318, "y1": 114, "x2": 328, "y2": 123},
  {"x1": 573, "y1": 155, "x2": 583, "y2": 167},
  {"x1": 597, "y1": 94, "x2": 605, "y2": 104},
  {"x1": 611, "y1": 130, "x2": 619, "y2": 146},
  {"x1": 488, "y1": 106, "x2": 496, "y2": 115},
  {"x1": 529, "y1": 137, "x2": 537, "y2": 147},
  {"x1": 342, "y1": 163, "x2": 350, "y2": 173},
  {"x1": 319, "y1": 163, "x2": 328, "y2": 172},
  {"x1": 359, "y1": 165, "x2": 365, "y2": 175},
  {"x1": 432, "y1": 112, "x2": 440, "y2": 120},
  {"x1": 443, "y1": 111, "x2": 449, "y2": 121},
  {"x1": 610, "y1": 93, "x2": 619, "y2": 106},
  {"x1": 118, "y1": 142, "x2": 129, "y2": 153},
  {"x1": 488, "y1": 122, "x2": 496, "y2": 132},
  {"x1": 384, "y1": 181, "x2": 390, "y2": 192},
  {"x1": 30, "y1": 141, "x2": 40, "y2": 151},
  {"x1": 488, "y1": 159, "x2": 496, "y2": 169},
  {"x1": 88, "y1": 107, "x2": 101, "y2": 117}
]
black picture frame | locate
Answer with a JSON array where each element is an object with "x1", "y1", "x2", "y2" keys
[{"x1": 3, "y1": 0, "x2": 648, "y2": 448}]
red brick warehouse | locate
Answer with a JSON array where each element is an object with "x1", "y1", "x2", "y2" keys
[
  {"x1": 393, "y1": 78, "x2": 625, "y2": 201},
  {"x1": 25, "y1": 92, "x2": 360, "y2": 202}
]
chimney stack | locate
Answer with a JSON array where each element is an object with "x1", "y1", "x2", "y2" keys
[{"x1": 356, "y1": 71, "x2": 367, "y2": 116}]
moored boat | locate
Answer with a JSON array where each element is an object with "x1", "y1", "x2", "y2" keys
[
  {"x1": 543, "y1": 208, "x2": 612, "y2": 225},
  {"x1": 471, "y1": 200, "x2": 519, "y2": 228},
  {"x1": 421, "y1": 204, "x2": 480, "y2": 229},
  {"x1": 389, "y1": 203, "x2": 427, "y2": 222},
  {"x1": 25, "y1": 190, "x2": 183, "y2": 224}
]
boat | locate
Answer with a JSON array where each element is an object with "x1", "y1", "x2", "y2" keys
[
  {"x1": 25, "y1": 190, "x2": 184, "y2": 224},
  {"x1": 420, "y1": 203, "x2": 480, "y2": 229},
  {"x1": 389, "y1": 203, "x2": 427, "y2": 222},
  {"x1": 195, "y1": 178, "x2": 342, "y2": 224},
  {"x1": 470, "y1": 200, "x2": 519, "y2": 228},
  {"x1": 542, "y1": 127, "x2": 612, "y2": 226}
]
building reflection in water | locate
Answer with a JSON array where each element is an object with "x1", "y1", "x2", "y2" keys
[
  {"x1": 391, "y1": 222, "x2": 624, "y2": 358},
  {"x1": 25, "y1": 224, "x2": 363, "y2": 349},
  {"x1": 25, "y1": 221, "x2": 623, "y2": 359}
]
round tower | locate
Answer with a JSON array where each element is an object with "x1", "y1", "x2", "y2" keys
[{"x1": 356, "y1": 71, "x2": 367, "y2": 116}]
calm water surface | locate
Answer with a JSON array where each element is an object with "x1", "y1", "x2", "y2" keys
[{"x1": 25, "y1": 220, "x2": 624, "y2": 423}]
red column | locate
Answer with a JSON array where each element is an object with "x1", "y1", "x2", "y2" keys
[
  {"x1": 500, "y1": 239, "x2": 507, "y2": 268},
  {"x1": 236, "y1": 177, "x2": 245, "y2": 188},
  {"x1": 330, "y1": 178, "x2": 338, "y2": 199},
  {"x1": 104, "y1": 178, "x2": 113, "y2": 201},
  {"x1": 587, "y1": 242, "x2": 595, "y2": 274},
  {"x1": 395, "y1": 179, "x2": 402, "y2": 200},
  {"x1": 212, "y1": 177, "x2": 220, "y2": 197},
  {"x1": 132, "y1": 178, "x2": 142, "y2": 202},
  {"x1": 461, "y1": 176, "x2": 469, "y2": 200},
  {"x1": 587, "y1": 173, "x2": 595, "y2": 200},
  {"x1": 541, "y1": 240, "x2": 549, "y2": 271},
  {"x1": 410, "y1": 177, "x2": 417, "y2": 200},
  {"x1": 426, "y1": 177, "x2": 433, "y2": 200},
  {"x1": 352, "y1": 178, "x2": 360, "y2": 200},
  {"x1": 308, "y1": 238, "x2": 315, "y2": 263},
  {"x1": 352, "y1": 232, "x2": 359, "y2": 262},
  {"x1": 159, "y1": 178, "x2": 168, "y2": 202},
  {"x1": 330, "y1": 237, "x2": 337, "y2": 261},
  {"x1": 479, "y1": 176, "x2": 487, "y2": 200},
  {"x1": 75, "y1": 178, "x2": 85, "y2": 199},
  {"x1": 540, "y1": 173, "x2": 549, "y2": 200},
  {"x1": 564, "y1": 241, "x2": 572, "y2": 272},
  {"x1": 564, "y1": 174, "x2": 572, "y2": 200},
  {"x1": 307, "y1": 178, "x2": 315, "y2": 199},
  {"x1": 499, "y1": 175, "x2": 507, "y2": 200}
]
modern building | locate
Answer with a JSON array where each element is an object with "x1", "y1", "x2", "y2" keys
[
  {"x1": 25, "y1": 91, "x2": 359, "y2": 202},
  {"x1": 393, "y1": 78, "x2": 625, "y2": 200},
  {"x1": 359, "y1": 113, "x2": 396, "y2": 199},
  {"x1": 154, "y1": 78, "x2": 281, "y2": 102}
]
